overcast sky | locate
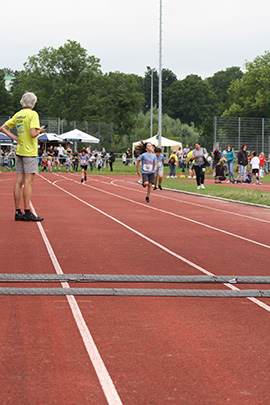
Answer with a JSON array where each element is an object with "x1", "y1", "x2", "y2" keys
[{"x1": 1, "y1": 0, "x2": 270, "y2": 79}]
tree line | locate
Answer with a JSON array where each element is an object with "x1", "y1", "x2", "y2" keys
[{"x1": 1, "y1": 40, "x2": 270, "y2": 150}]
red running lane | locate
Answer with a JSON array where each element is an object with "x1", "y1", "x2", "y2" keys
[{"x1": 0, "y1": 172, "x2": 270, "y2": 404}]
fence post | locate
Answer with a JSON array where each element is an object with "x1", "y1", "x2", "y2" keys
[
  {"x1": 238, "y1": 117, "x2": 241, "y2": 150},
  {"x1": 213, "y1": 116, "x2": 217, "y2": 149}
]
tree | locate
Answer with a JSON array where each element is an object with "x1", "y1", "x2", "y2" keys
[
  {"x1": 143, "y1": 67, "x2": 177, "y2": 113},
  {"x1": 16, "y1": 40, "x2": 102, "y2": 119},
  {"x1": 163, "y1": 74, "x2": 219, "y2": 127},
  {"x1": 223, "y1": 51, "x2": 270, "y2": 117},
  {"x1": 0, "y1": 70, "x2": 12, "y2": 115},
  {"x1": 207, "y1": 67, "x2": 243, "y2": 105}
]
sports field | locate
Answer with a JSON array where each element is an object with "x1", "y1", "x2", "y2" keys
[{"x1": 1, "y1": 171, "x2": 270, "y2": 404}]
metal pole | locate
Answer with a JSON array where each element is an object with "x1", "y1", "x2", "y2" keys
[
  {"x1": 262, "y1": 118, "x2": 264, "y2": 153},
  {"x1": 158, "y1": 0, "x2": 162, "y2": 148},
  {"x1": 150, "y1": 69, "x2": 153, "y2": 138}
]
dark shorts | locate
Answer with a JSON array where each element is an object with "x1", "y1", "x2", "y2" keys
[
  {"x1": 81, "y1": 165, "x2": 88, "y2": 171},
  {"x1": 142, "y1": 172, "x2": 155, "y2": 184},
  {"x1": 252, "y1": 169, "x2": 259, "y2": 174},
  {"x1": 16, "y1": 155, "x2": 38, "y2": 174}
]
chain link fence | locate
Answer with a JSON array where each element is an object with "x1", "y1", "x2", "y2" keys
[
  {"x1": 214, "y1": 117, "x2": 270, "y2": 156},
  {"x1": 0, "y1": 116, "x2": 115, "y2": 150}
]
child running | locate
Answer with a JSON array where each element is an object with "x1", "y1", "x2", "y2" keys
[
  {"x1": 153, "y1": 147, "x2": 164, "y2": 190},
  {"x1": 80, "y1": 148, "x2": 89, "y2": 184},
  {"x1": 136, "y1": 142, "x2": 157, "y2": 203}
]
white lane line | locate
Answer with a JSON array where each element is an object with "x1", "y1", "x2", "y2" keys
[
  {"x1": 109, "y1": 179, "x2": 270, "y2": 224},
  {"x1": 44, "y1": 174, "x2": 270, "y2": 251},
  {"x1": 30, "y1": 202, "x2": 123, "y2": 405},
  {"x1": 38, "y1": 177, "x2": 270, "y2": 313}
]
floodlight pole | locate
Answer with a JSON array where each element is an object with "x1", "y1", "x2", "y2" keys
[
  {"x1": 158, "y1": 0, "x2": 163, "y2": 148},
  {"x1": 150, "y1": 69, "x2": 153, "y2": 137}
]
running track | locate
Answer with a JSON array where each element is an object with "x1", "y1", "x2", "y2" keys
[{"x1": 0, "y1": 172, "x2": 270, "y2": 404}]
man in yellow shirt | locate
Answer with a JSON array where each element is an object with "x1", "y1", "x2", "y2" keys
[{"x1": 0, "y1": 92, "x2": 45, "y2": 221}]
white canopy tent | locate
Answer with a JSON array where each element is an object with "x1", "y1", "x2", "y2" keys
[
  {"x1": 58, "y1": 129, "x2": 100, "y2": 143},
  {"x1": 132, "y1": 135, "x2": 182, "y2": 159}
]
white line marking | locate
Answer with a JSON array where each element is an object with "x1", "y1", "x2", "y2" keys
[
  {"x1": 30, "y1": 202, "x2": 123, "y2": 405},
  {"x1": 45, "y1": 174, "x2": 270, "y2": 251},
  {"x1": 38, "y1": 176, "x2": 270, "y2": 313},
  {"x1": 109, "y1": 179, "x2": 270, "y2": 224}
]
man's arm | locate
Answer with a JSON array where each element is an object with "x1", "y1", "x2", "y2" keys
[
  {"x1": 0, "y1": 124, "x2": 18, "y2": 142},
  {"x1": 30, "y1": 126, "x2": 45, "y2": 139}
]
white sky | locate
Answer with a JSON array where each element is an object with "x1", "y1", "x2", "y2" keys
[{"x1": 1, "y1": 0, "x2": 270, "y2": 79}]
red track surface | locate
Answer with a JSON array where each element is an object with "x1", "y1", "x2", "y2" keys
[{"x1": 0, "y1": 172, "x2": 270, "y2": 404}]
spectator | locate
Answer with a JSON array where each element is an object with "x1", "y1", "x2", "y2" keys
[
  {"x1": 186, "y1": 147, "x2": 195, "y2": 178},
  {"x1": 177, "y1": 147, "x2": 182, "y2": 169},
  {"x1": 122, "y1": 152, "x2": 127, "y2": 165},
  {"x1": 225, "y1": 145, "x2": 236, "y2": 183},
  {"x1": 3, "y1": 153, "x2": 11, "y2": 170},
  {"x1": 66, "y1": 154, "x2": 73, "y2": 173},
  {"x1": 57, "y1": 143, "x2": 65, "y2": 166},
  {"x1": 53, "y1": 146, "x2": 60, "y2": 169},
  {"x1": 237, "y1": 144, "x2": 248, "y2": 183},
  {"x1": 97, "y1": 155, "x2": 103, "y2": 170},
  {"x1": 101, "y1": 147, "x2": 107, "y2": 168},
  {"x1": 251, "y1": 152, "x2": 262, "y2": 185},
  {"x1": 107, "y1": 151, "x2": 115, "y2": 172},
  {"x1": 167, "y1": 150, "x2": 178, "y2": 178},
  {"x1": 72, "y1": 150, "x2": 79, "y2": 172},
  {"x1": 47, "y1": 155, "x2": 53, "y2": 173},
  {"x1": 259, "y1": 152, "x2": 268, "y2": 175},
  {"x1": 126, "y1": 148, "x2": 131, "y2": 165},
  {"x1": 212, "y1": 147, "x2": 221, "y2": 177},
  {"x1": 215, "y1": 159, "x2": 227, "y2": 183},
  {"x1": 89, "y1": 152, "x2": 95, "y2": 171},
  {"x1": 0, "y1": 92, "x2": 45, "y2": 221}
]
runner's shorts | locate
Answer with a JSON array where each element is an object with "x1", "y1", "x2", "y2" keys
[
  {"x1": 16, "y1": 155, "x2": 38, "y2": 174},
  {"x1": 142, "y1": 172, "x2": 155, "y2": 184},
  {"x1": 155, "y1": 168, "x2": 164, "y2": 176}
]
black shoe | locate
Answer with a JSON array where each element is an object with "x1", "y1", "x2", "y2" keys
[
  {"x1": 158, "y1": 185, "x2": 163, "y2": 190},
  {"x1": 24, "y1": 212, "x2": 44, "y2": 222},
  {"x1": 84, "y1": 176, "x2": 87, "y2": 182},
  {"x1": 153, "y1": 186, "x2": 157, "y2": 190},
  {"x1": 81, "y1": 178, "x2": 84, "y2": 184},
  {"x1": 145, "y1": 197, "x2": 150, "y2": 203},
  {"x1": 15, "y1": 212, "x2": 25, "y2": 221},
  {"x1": 142, "y1": 184, "x2": 146, "y2": 188}
]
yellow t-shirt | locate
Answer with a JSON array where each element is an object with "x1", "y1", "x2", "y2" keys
[{"x1": 5, "y1": 109, "x2": 40, "y2": 156}]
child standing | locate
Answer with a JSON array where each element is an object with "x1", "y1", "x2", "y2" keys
[
  {"x1": 47, "y1": 156, "x2": 53, "y2": 173},
  {"x1": 66, "y1": 154, "x2": 73, "y2": 173},
  {"x1": 153, "y1": 147, "x2": 164, "y2": 190},
  {"x1": 136, "y1": 142, "x2": 157, "y2": 203}
]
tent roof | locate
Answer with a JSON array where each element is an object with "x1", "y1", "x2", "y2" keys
[
  {"x1": 58, "y1": 129, "x2": 100, "y2": 143},
  {"x1": 133, "y1": 135, "x2": 181, "y2": 148}
]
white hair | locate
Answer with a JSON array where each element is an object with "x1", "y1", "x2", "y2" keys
[{"x1": 20, "y1": 92, "x2": 37, "y2": 108}]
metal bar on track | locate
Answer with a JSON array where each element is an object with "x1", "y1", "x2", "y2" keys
[
  {"x1": 0, "y1": 288, "x2": 270, "y2": 297},
  {"x1": 1, "y1": 274, "x2": 270, "y2": 284}
]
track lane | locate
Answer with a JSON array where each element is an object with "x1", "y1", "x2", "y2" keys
[{"x1": 1, "y1": 172, "x2": 270, "y2": 404}]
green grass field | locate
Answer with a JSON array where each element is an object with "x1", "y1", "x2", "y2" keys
[{"x1": 1, "y1": 163, "x2": 269, "y2": 207}]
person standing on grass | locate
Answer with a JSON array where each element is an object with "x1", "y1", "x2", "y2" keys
[
  {"x1": 153, "y1": 147, "x2": 164, "y2": 190},
  {"x1": 0, "y1": 92, "x2": 45, "y2": 221},
  {"x1": 225, "y1": 145, "x2": 236, "y2": 183},
  {"x1": 192, "y1": 142, "x2": 209, "y2": 190},
  {"x1": 167, "y1": 150, "x2": 178, "y2": 178},
  {"x1": 250, "y1": 152, "x2": 262, "y2": 185},
  {"x1": 237, "y1": 144, "x2": 248, "y2": 183},
  {"x1": 80, "y1": 148, "x2": 89, "y2": 184},
  {"x1": 136, "y1": 142, "x2": 157, "y2": 203}
]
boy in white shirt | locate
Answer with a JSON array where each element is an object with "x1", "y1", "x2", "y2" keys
[{"x1": 250, "y1": 152, "x2": 262, "y2": 185}]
